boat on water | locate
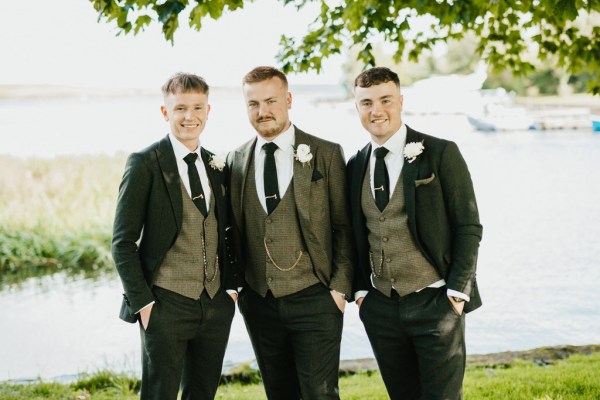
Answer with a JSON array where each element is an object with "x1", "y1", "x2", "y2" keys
[
  {"x1": 592, "y1": 115, "x2": 600, "y2": 132},
  {"x1": 467, "y1": 103, "x2": 538, "y2": 132}
]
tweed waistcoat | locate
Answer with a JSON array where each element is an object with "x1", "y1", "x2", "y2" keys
[
  {"x1": 243, "y1": 158, "x2": 319, "y2": 298},
  {"x1": 154, "y1": 180, "x2": 220, "y2": 299},
  {"x1": 361, "y1": 164, "x2": 440, "y2": 297}
]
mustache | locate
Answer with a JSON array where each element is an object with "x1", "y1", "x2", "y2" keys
[{"x1": 257, "y1": 116, "x2": 275, "y2": 122}]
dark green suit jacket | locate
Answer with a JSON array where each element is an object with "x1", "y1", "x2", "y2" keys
[
  {"x1": 112, "y1": 135, "x2": 235, "y2": 323},
  {"x1": 347, "y1": 126, "x2": 483, "y2": 312}
]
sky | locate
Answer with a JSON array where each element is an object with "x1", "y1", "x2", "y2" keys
[{"x1": 1, "y1": 0, "x2": 345, "y2": 89}]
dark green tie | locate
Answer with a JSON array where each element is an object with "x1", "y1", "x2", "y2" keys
[
  {"x1": 262, "y1": 142, "x2": 280, "y2": 214},
  {"x1": 373, "y1": 147, "x2": 390, "y2": 212},
  {"x1": 183, "y1": 152, "x2": 208, "y2": 217}
]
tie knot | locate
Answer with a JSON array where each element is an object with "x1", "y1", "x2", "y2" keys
[
  {"x1": 262, "y1": 142, "x2": 278, "y2": 155},
  {"x1": 184, "y1": 152, "x2": 198, "y2": 165},
  {"x1": 374, "y1": 147, "x2": 389, "y2": 159}
]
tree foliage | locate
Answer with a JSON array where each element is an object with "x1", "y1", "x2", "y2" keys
[{"x1": 89, "y1": 0, "x2": 600, "y2": 94}]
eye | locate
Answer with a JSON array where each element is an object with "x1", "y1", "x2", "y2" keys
[{"x1": 382, "y1": 99, "x2": 391, "y2": 104}]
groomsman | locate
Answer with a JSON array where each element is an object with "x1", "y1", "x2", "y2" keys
[
  {"x1": 227, "y1": 66, "x2": 354, "y2": 400},
  {"x1": 348, "y1": 67, "x2": 483, "y2": 400},
  {"x1": 112, "y1": 73, "x2": 236, "y2": 400}
]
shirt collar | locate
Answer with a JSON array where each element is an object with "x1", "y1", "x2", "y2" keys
[
  {"x1": 370, "y1": 124, "x2": 407, "y2": 157},
  {"x1": 169, "y1": 133, "x2": 201, "y2": 160},
  {"x1": 256, "y1": 122, "x2": 295, "y2": 155}
]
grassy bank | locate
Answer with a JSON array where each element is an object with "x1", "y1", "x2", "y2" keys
[
  {"x1": 2, "y1": 348, "x2": 599, "y2": 399},
  {"x1": 0, "y1": 155, "x2": 124, "y2": 285}
]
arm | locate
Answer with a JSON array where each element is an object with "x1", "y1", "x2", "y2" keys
[
  {"x1": 438, "y1": 142, "x2": 483, "y2": 298},
  {"x1": 112, "y1": 153, "x2": 155, "y2": 316},
  {"x1": 326, "y1": 144, "x2": 355, "y2": 299}
]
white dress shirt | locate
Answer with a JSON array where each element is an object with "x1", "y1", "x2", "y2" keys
[{"x1": 254, "y1": 123, "x2": 295, "y2": 213}]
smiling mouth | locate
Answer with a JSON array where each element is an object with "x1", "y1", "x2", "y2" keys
[
  {"x1": 181, "y1": 123, "x2": 199, "y2": 128},
  {"x1": 258, "y1": 118, "x2": 274, "y2": 123},
  {"x1": 371, "y1": 119, "x2": 387, "y2": 124}
]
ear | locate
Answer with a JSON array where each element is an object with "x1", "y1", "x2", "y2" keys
[
  {"x1": 160, "y1": 105, "x2": 168, "y2": 121},
  {"x1": 206, "y1": 104, "x2": 211, "y2": 117},
  {"x1": 286, "y1": 92, "x2": 292, "y2": 109}
]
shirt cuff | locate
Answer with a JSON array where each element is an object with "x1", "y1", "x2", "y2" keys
[
  {"x1": 354, "y1": 290, "x2": 369, "y2": 301},
  {"x1": 136, "y1": 301, "x2": 155, "y2": 314},
  {"x1": 447, "y1": 289, "x2": 470, "y2": 302}
]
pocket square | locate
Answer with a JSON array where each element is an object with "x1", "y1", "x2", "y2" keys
[
  {"x1": 311, "y1": 170, "x2": 323, "y2": 182},
  {"x1": 415, "y1": 173, "x2": 436, "y2": 187}
]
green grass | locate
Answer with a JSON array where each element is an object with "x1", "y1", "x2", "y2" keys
[
  {"x1": 0, "y1": 155, "x2": 125, "y2": 284},
  {"x1": 2, "y1": 352, "x2": 599, "y2": 399}
]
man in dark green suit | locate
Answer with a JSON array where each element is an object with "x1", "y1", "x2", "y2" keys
[
  {"x1": 348, "y1": 67, "x2": 483, "y2": 400},
  {"x1": 112, "y1": 73, "x2": 236, "y2": 400}
]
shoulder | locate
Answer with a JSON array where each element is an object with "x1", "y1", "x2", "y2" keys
[
  {"x1": 406, "y1": 126, "x2": 455, "y2": 156},
  {"x1": 296, "y1": 128, "x2": 341, "y2": 154}
]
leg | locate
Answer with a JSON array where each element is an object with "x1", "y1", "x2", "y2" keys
[
  {"x1": 359, "y1": 290, "x2": 420, "y2": 400},
  {"x1": 410, "y1": 288, "x2": 466, "y2": 400},
  {"x1": 139, "y1": 287, "x2": 189, "y2": 400},
  {"x1": 284, "y1": 284, "x2": 343, "y2": 400},
  {"x1": 238, "y1": 288, "x2": 301, "y2": 400},
  {"x1": 181, "y1": 289, "x2": 236, "y2": 400}
]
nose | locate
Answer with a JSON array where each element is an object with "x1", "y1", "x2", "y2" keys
[
  {"x1": 258, "y1": 102, "x2": 270, "y2": 117},
  {"x1": 371, "y1": 102, "x2": 383, "y2": 114}
]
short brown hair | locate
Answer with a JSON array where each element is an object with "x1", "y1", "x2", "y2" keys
[
  {"x1": 161, "y1": 72, "x2": 209, "y2": 96},
  {"x1": 354, "y1": 67, "x2": 400, "y2": 88},
  {"x1": 243, "y1": 66, "x2": 288, "y2": 88}
]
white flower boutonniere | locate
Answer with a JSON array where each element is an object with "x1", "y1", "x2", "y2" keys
[
  {"x1": 209, "y1": 154, "x2": 226, "y2": 171},
  {"x1": 293, "y1": 144, "x2": 313, "y2": 167},
  {"x1": 403, "y1": 141, "x2": 425, "y2": 163}
]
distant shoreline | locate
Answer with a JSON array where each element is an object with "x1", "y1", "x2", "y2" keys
[
  {"x1": 5, "y1": 344, "x2": 599, "y2": 385},
  {"x1": 0, "y1": 83, "x2": 344, "y2": 100}
]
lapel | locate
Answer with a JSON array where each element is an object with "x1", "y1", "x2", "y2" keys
[
  {"x1": 402, "y1": 125, "x2": 421, "y2": 241},
  {"x1": 156, "y1": 135, "x2": 183, "y2": 232},
  {"x1": 352, "y1": 142, "x2": 371, "y2": 210},
  {"x1": 292, "y1": 128, "x2": 314, "y2": 227},
  {"x1": 200, "y1": 147, "x2": 222, "y2": 218},
  {"x1": 231, "y1": 137, "x2": 257, "y2": 228}
]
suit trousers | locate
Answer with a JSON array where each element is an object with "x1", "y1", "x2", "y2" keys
[
  {"x1": 238, "y1": 283, "x2": 344, "y2": 400},
  {"x1": 359, "y1": 287, "x2": 466, "y2": 400},
  {"x1": 139, "y1": 286, "x2": 235, "y2": 400}
]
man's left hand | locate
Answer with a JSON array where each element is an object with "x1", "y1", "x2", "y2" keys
[
  {"x1": 448, "y1": 296, "x2": 464, "y2": 316},
  {"x1": 330, "y1": 290, "x2": 346, "y2": 313}
]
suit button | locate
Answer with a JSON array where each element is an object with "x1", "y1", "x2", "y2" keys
[
  {"x1": 390, "y1": 278, "x2": 395, "y2": 283},
  {"x1": 267, "y1": 277, "x2": 273, "y2": 283},
  {"x1": 382, "y1": 237, "x2": 388, "y2": 242},
  {"x1": 266, "y1": 238, "x2": 272, "y2": 244},
  {"x1": 379, "y1": 216, "x2": 385, "y2": 222},
  {"x1": 266, "y1": 218, "x2": 272, "y2": 224},
  {"x1": 386, "y1": 258, "x2": 391, "y2": 263}
]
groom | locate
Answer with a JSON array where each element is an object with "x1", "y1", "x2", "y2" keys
[{"x1": 348, "y1": 67, "x2": 483, "y2": 400}]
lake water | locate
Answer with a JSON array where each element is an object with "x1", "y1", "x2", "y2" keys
[{"x1": 1, "y1": 87, "x2": 600, "y2": 381}]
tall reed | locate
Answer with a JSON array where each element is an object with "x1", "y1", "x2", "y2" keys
[{"x1": 0, "y1": 154, "x2": 126, "y2": 283}]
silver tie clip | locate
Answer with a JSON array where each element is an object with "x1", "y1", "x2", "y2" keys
[
  {"x1": 265, "y1": 194, "x2": 278, "y2": 200},
  {"x1": 374, "y1": 185, "x2": 385, "y2": 192}
]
